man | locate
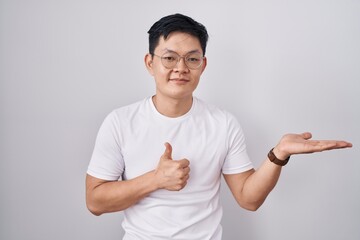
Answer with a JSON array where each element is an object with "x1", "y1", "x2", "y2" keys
[{"x1": 86, "y1": 14, "x2": 352, "y2": 239}]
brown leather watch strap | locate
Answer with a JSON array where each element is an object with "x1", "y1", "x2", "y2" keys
[{"x1": 268, "y1": 148, "x2": 290, "y2": 166}]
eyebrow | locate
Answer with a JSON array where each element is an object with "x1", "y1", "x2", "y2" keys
[{"x1": 162, "y1": 48, "x2": 201, "y2": 55}]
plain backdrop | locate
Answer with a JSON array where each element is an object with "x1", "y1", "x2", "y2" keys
[{"x1": 1, "y1": 0, "x2": 359, "y2": 239}]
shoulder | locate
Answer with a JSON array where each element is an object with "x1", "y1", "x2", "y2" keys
[
  {"x1": 194, "y1": 97, "x2": 238, "y2": 124},
  {"x1": 112, "y1": 98, "x2": 148, "y2": 115},
  {"x1": 102, "y1": 98, "x2": 150, "y2": 127},
  {"x1": 110, "y1": 98, "x2": 149, "y2": 118}
]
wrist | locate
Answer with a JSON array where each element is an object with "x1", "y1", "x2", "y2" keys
[
  {"x1": 268, "y1": 147, "x2": 290, "y2": 166},
  {"x1": 272, "y1": 145, "x2": 290, "y2": 161},
  {"x1": 146, "y1": 170, "x2": 163, "y2": 192}
]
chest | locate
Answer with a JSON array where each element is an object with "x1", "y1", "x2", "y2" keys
[{"x1": 120, "y1": 118, "x2": 227, "y2": 187}]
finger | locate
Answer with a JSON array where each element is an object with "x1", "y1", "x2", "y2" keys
[
  {"x1": 183, "y1": 166, "x2": 190, "y2": 175},
  {"x1": 301, "y1": 132, "x2": 312, "y2": 140},
  {"x1": 176, "y1": 167, "x2": 190, "y2": 179},
  {"x1": 162, "y1": 142, "x2": 173, "y2": 160},
  {"x1": 178, "y1": 159, "x2": 190, "y2": 168},
  {"x1": 341, "y1": 141, "x2": 353, "y2": 148},
  {"x1": 305, "y1": 140, "x2": 351, "y2": 152},
  {"x1": 323, "y1": 140, "x2": 353, "y2": 150},
  {"x1": 181, "y1": 174, "x2": 190, "y2": 182}
]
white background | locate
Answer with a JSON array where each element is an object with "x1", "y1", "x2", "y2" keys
[{"x1": 1, "y1": 0, "x2": 359, "y2": 239}]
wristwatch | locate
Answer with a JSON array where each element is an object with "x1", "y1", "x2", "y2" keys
[{"x1": 268, "y1": 148, "x2": 290, "y2": 166}]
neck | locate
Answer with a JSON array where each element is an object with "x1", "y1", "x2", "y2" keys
[{"x1": 152, "y1": 95, "x2": 193, "y2": 118}]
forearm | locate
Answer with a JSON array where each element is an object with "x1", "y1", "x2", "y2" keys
[
  {"x1": 241, "y1": 158, "x2": 282, "y2": 210},
  {"x1": 86, "y1": 171, "x2": 159, "y2": 216}
]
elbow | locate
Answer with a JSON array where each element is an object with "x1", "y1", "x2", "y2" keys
[
  {"x1": 86, "y1": 196, "x2": 128, "y2": 216},
  {"x1": 86, "y1": 198, "x2": 104, "y2": 216},
  {"x1": 88, "y1": 207, "x2": 103, "y2": 216},
  {"x1": 241, "y1": 203, "x2": 262, "y2": 212},
  {"x1": 237, "y1": 199, "x2": 264, "y2": 212},
  {"x1": 87, "y1": 203, "x2": 102, "y2": 216}
]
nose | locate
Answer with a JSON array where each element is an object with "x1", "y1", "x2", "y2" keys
[{"x1": 173, "y1": 57, "x2": 189, "y2": 73}]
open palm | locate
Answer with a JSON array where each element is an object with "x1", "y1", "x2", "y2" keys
[{"x1": 275, "y1": 132, "x2": 352, "y2": 159}]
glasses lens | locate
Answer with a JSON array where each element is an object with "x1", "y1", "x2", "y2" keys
[
  {"x1": 185, "y1": 53, "x2": 203, "y2": 69},
  {"x1": 161, "y1": 53, "x2": 179, "y2": 69}
]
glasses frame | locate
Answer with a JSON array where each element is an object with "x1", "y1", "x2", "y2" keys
[{"x1": 152, "y1": 51, "x2": 205, "y2": 70}]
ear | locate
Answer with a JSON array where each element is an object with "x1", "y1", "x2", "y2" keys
[
  {"x1": 144, "y1": 53, "x2": 154, "y2": 76},
  {"x1": 200, "y1": 56, "x2": 207, "y2": 74}
]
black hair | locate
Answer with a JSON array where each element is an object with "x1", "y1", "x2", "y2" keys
[{"x1": 147, "y1": 13, "x2": 209, "y2": 56}]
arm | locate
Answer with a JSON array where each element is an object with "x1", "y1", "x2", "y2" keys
[
  {"x1": 86, "y1": 143, "x2": 190, "y2": 216},
  {"x1": 86, "y1": 171, "x2": 158, "y2": 216},
  {"x1": 224, "y1": 132, "x2": 352, "y2": 211}
]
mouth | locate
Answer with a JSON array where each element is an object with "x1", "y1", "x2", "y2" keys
[{"x1": 169, "y1": 78, "x2": 190, "y2": 83}]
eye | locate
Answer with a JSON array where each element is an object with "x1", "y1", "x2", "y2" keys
[
  {"x1": 186, "y1": 54, "x2": 202, "y2": 63},
  {"x1": 187, "y1": 57, "x2": 200, "y2": 62},
  {"x1": 162, "y1": 56, "x2": 177, "y2": 62}
]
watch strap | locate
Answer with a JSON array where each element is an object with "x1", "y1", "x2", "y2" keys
[{"x1": 268, "y1": 148, "x2": 290, "y2": 166}]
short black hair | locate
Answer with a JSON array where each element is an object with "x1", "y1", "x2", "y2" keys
[{"x1": 147, "y1": 13, "x2": 209, "y2": 56}]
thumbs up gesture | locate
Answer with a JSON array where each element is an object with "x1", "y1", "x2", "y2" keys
[{"x1": 154, "y1": 142, "x2": 190, "y2": 191}]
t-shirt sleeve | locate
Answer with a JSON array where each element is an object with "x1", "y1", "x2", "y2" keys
[
  {"x1": 87, "y1": 112, "x2": 125, "y2": 181},
  {"x1": 222, "y1": 113, "x2": 254, "y2": 174}
]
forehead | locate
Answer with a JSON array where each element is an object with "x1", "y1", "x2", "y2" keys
[{"x1": 156, "y1": 32, "x2": 202, "y2": 54}]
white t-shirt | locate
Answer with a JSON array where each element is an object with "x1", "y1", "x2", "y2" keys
[{"x1": 87, "y1": 97, "x2": 254, "y2": 240}]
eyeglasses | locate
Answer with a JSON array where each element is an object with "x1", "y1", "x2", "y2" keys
[{"x1": 153, "y1": 51, "x2": 204, "y2": 70}]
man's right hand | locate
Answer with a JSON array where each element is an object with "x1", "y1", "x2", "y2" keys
[
  {"x1": 86, "y1": 142, "x2": 190, "y2": 215},
  {"x1": 154, "y1": 142, "x2": 190, "y2": 191}
]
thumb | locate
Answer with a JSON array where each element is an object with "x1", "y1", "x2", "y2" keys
[
  {"x1": 301, "y1": 132, "x2": 312, "y2": 140},
  {"x1": 162, "y1": 142, "x2": 173, "y2": 160}
]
